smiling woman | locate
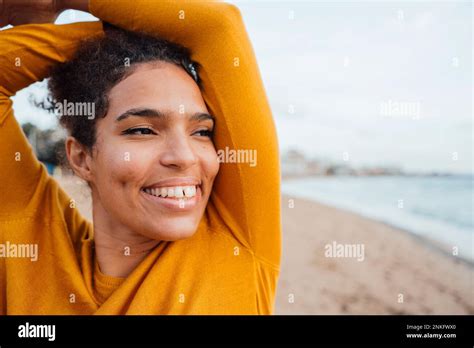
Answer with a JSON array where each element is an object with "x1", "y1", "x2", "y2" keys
[
  {"x1": 49, "y1": 27, "x2": 220, "y2": 278},
  {"x1": 0, "y1": 0, "x2": 281, "y2": 315}
]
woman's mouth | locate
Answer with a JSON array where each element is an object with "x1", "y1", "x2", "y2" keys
[
  {"x1": 142, "y1": 185, "x2": 197, "y2": 198},
  {"x1": 140, "y1": 185, "x2": 201, "y2": 211}
]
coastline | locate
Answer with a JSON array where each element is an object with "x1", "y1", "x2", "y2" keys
[
  {"x1": 281, "y1": 175, "x2": 473, "y2": 264},
  {"x1": 275, "y1": 194, "x2": 474, "y2": 314},
  {"x1": 286, "y1": 192, "x2": 473, "y2": 267}
]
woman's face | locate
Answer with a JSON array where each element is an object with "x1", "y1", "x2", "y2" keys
[{"x1": 87, "y1": 62, "x2": 219, "y2": 241}]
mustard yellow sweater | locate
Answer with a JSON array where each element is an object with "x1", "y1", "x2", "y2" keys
[{"x1": 0, "y1": 0, "x2": 281, "y2": 314}]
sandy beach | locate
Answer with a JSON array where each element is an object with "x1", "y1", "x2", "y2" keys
[
  {"x1": 275, "y1": 194, "x2": 473, "y2": 314},
  {"x1": 56, "y1": 175, "x2": 473, "y2": 314}
]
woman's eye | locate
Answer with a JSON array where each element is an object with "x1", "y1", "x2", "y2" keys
[
  {"x1": 122, "y1": 127, "x2": 156, "y2": 135},
  {"x1": 194, "y1": 129, "x2": 213, "y2": 137}
]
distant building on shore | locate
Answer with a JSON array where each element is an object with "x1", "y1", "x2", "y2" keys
[{"x1": 281, "y1": 149, "x2": 406, "y2": 178}]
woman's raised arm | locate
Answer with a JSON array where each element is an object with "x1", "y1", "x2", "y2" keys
[{"x1": 0, "y1": 22, "x2": 101, "y2": 215}]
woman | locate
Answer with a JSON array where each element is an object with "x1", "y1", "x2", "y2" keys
[{"x1": 0, "y1": 0, "x2": 281, "y2": 314}]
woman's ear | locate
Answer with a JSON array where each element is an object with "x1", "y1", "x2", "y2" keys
[{"x1": 65, "y1": 136, "x2": 94, "y2": 182}]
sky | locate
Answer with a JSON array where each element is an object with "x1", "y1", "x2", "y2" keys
[{"x1": 4, "y1": 1, "x2": 473, "y2": 174}]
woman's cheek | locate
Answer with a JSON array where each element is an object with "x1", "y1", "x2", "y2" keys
[
  {"x1": 202, "y1": 147, "x2": 220, "y2": 184},
  {"x1": 99, "y1": 142, "x2": 156, "y2": 188}
]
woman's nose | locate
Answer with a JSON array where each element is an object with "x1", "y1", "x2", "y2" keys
[{"x1": 159, "y1": 134, "x2": 199, "y2": 169}]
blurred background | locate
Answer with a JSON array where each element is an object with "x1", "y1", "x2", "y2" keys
[{"x1": 3, "y1": 0, "x2": 472, "y2": 314}]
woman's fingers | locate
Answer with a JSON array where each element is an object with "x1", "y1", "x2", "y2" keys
[{"x1": 0, "y1": 0, "x2": 64, "y2": 26}]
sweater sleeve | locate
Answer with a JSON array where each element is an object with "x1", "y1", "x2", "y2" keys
[
  {"x1": 89, "y1": 0, "x2": 281, "y2": 268},
  {"x1": 0, "y1": 22, "x2": 102, "y2": 216}
]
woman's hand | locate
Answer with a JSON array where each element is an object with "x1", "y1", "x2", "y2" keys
[{"x1": 0, "y1": 0, "x2": 89, "y2": 27}]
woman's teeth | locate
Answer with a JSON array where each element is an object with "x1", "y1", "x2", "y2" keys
[{"x1": 143, "y1": 186, "x2": 197, "y2": 199}]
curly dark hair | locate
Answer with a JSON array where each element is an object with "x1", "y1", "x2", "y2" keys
[{"x1": 45, "y1": 23, "x2": 201, "y2": 150}]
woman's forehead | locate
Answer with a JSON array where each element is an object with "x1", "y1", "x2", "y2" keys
[{"x1": 107, "y1": 63, "x2": 208, "y2": 117}]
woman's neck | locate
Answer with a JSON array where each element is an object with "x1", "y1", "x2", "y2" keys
[{"x1": 91, "y1": 196, "x2": 160, "y2": 278}]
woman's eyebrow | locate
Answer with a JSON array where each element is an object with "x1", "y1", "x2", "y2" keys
[
  {"x1": 190, "y1": 112, "x2": 215, "y2": 124},
  {"x1": 115, "y1": 107, "x2": 214, "y2": 124},
  {"x1": 115, "y1": 107, "x2": 166, "y2": 122}
]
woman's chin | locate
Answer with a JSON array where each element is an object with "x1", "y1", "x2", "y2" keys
[{"x1": 139, "y1": 219, "x2": 200, "y2": 242}]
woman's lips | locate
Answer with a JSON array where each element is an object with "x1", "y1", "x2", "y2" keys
[{"x1": 140, "y1": 185, "x2": 202, "y2": 211}]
